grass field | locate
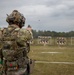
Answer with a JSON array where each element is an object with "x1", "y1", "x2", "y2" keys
[{"x1": 29, "y1": 46, "x2": 74, "y2": 75}]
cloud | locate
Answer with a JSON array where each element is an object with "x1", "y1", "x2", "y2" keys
[
  {"x1": 0, "y1": 0, "x2": 74, "y2": 32},
  {"x1": 18, "y1": 5, "x2": 51, "y2": 16}
]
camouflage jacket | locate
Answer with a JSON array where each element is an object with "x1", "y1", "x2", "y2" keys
[{"x1": 0, "y1": 25, "x2": 33, "y2": 74}]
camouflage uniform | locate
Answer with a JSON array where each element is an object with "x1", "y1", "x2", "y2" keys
[{"x1": 0, "y1": 10, "x2": 33, "y2": 75}]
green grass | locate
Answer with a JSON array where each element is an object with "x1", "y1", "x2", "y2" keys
[{"x1": 29, "y1": 46, "x2": 74, "y2": 75}]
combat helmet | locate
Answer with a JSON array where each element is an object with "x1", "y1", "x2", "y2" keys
[{"x1": 6, "y1": 10, "x2": 26, "y2": 28}]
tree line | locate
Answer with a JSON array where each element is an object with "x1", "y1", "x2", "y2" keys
[{"x1": 32, "y1": 30, "x2": 74, "y2": 38}]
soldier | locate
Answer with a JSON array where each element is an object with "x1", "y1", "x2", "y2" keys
[{"x1": 0, "y1": 10, "x2": 33, "y2": 75}]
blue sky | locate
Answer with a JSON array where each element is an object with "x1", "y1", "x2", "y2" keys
[{"x1": 0, "y1": 0, "x2": 74, "y2": 32}]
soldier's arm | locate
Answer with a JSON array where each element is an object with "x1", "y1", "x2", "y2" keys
[
  {"x1": 0, "y1": 30, "x2": 3, "y2": 65},
  {"x1": 16, "y1": 29, "x2": 33, "y2": 45},
  {"x1": 0, "y1": 30, "x2": 2, "y2": 58}
]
